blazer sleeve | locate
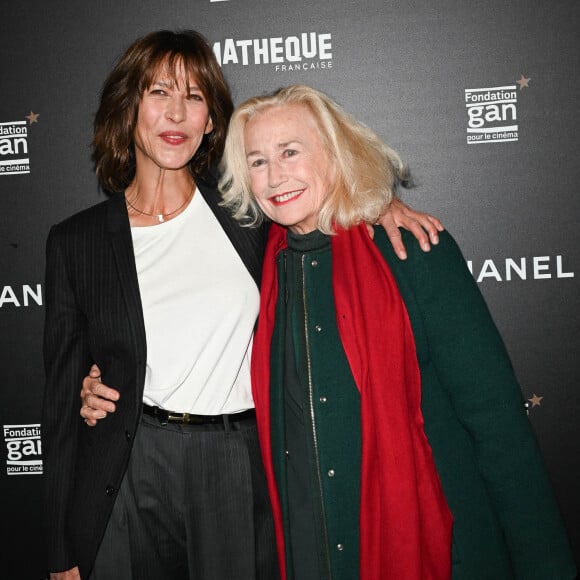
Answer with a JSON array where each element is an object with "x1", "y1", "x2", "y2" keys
[
  {"x1": 42, "y1": 224, "x2": 92, "y2": 572},
  {"x1": 405, "y1": 229, "x2": 576, "y2": 579}
]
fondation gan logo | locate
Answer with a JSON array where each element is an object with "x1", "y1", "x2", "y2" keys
[
  {"x1": 0, "y1": 111, "x2": 39, "y2": 176},
  {"x1": 4, "y1": 424, "x2": 43, "y2": 475},
  {"x1": 465, "y1": 75, "x2": 530, "y2": 145},
  {"x1": 213, "y1": 32, "x2": 333, "y2": 72}
]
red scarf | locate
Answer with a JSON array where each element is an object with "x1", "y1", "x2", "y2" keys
[{"x1": 252, "y1": 222, "x2": 453, "y2": 580}]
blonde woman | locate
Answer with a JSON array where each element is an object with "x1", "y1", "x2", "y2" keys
[{"x1": 218, "y1": 84, "x2": 576, "y2": 580}]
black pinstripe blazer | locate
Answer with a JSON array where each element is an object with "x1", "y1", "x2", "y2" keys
[{"x1": 41, "y1": 171, "x2": 267, "y2": 577}]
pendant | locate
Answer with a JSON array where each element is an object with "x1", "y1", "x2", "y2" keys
[{"x1": 157, "y1": 214, "x2": 165, "y2": 223}]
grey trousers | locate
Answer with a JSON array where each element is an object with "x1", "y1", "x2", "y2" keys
[{"x1": 90, "y1": 411, "x2": 279, "y2": 580}]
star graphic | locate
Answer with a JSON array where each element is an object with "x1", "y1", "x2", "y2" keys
[
  {"x1": 528, "y1": 393, "x2": 543, "y2": 407},
  {"x1": 516, "y1": 75, "x2": 531, "y2": 90},
  {"x1": 26, "y1": 111, "x2": 40, "y2": 124}
]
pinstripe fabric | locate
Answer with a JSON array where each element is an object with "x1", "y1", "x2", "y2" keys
[
  {"x1": 41, "y1": 173, "x2": 269, "y2": 578},
  {"x1": 90, "y1": 414, "x2": 277, "y2": 580}
]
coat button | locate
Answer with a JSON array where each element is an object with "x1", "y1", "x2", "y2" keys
[
  {"x1": 315, "y1": 324, "x2": 322, "y2": 332},
  {"x1": 319, "y1": 396, "x2": 327, "y2": 403},
  {"x1": 105, "y1": 485, "x2": 117, "y2": 497},
  {"x1": 125, "y1": 430, "x2": 132, "y2": 441},
  {"x1": 327, "y1": 469, "x2": 335, "y2": 477},
  {"x1": 337, "y1": 544, "x2": 344, "y2": 551},
  {"x1": 311, "y1": 259, "x2": 318, "y2": 267}
]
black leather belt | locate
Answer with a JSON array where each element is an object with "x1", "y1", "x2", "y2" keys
[{"x1": 142, "y1": 403, "x2": 256, "y2": 426}]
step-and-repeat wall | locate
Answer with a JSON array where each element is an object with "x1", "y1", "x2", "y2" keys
[{"x1": 1, "y1": 1, "x2": 579, "y2": 577}]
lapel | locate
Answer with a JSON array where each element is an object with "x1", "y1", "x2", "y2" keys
[{"x1": 105, "y1": 193, "x2": 147, "y2": 370}]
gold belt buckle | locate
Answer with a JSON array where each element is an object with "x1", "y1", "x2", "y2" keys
[{"x1": 167, "y1": 411, "x2": 186, "y2": 423}]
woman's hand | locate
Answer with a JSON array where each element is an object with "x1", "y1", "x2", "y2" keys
[
  {"x1": 50, "y1": 566, "x2": 81, "y2": 579},
  {"x1": 375, "y1": 197, "x2": 444, "y2": 260},
  {"x1": 80, "y1": 364, "x2": 120, "y2": 426}
]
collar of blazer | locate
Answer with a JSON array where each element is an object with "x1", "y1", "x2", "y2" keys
[{"x1": 104, "y1": 172, "x2": 265, "y2": 289}]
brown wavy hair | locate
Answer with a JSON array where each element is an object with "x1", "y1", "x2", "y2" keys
[{"x1": 92, "y1": 29, "x2": 233, "y2": 193}]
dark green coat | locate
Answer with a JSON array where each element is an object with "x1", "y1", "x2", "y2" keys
[{"x1": 269, "y1": 227, "x2": 576, "y2": 580}]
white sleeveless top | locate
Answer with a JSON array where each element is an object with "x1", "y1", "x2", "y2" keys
[{"x1": 130, "y1": 189, "x2": 260, "y2": 414}]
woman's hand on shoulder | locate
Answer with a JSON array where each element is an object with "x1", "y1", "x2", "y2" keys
[{"x1": 374, "y1": 197, "x2": 444, "y2": 260}]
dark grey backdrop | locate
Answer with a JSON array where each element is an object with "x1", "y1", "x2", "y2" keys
[{"x1": 1, "y1": 1, "x2": 578, "y2": 577}]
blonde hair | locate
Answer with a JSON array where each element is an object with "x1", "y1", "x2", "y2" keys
[{"x1": 219, "y1": 84, "x2": 408, "y2": 234}]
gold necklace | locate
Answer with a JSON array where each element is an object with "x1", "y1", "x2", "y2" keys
[{"x1": 125, "y1": 183, "x2": 195, "y2": 223}]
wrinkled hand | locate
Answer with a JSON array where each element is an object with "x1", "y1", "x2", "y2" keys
[
  {"x1": 376, "y1": 197, "x2": 444, "y2": 260},
  {"x1": 80, "y1": 364, "x2": 120, "y2": 426},
  {"x1": 50, "y1": 566, "x2": 81, "y2": 580}
]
